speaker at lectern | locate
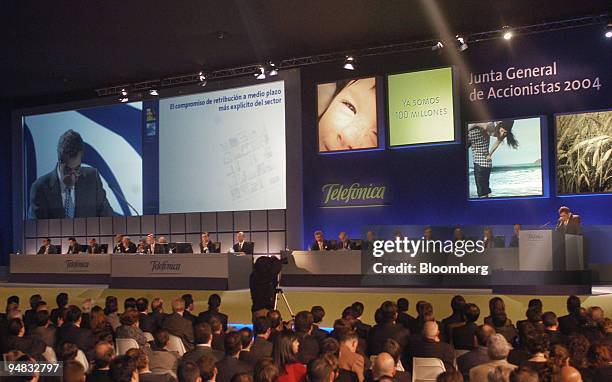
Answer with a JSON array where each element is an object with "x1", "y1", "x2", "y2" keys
[{"x1": 518, "y1": 230, "x2": 584, "y2": 271}]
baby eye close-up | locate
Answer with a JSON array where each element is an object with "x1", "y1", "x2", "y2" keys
[{"x1": 341, "y1": 100, "x2": 357, "y2": 114}]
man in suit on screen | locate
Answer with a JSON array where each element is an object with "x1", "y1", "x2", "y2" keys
[
  {"x1": 555, "y1": 206, "x2": 582, "y2": 235},
  {"x1": 233, "y1": 232, "x2": 254, "y2": 254},
  {"x1": 28, "y1": 129, "x2": 114, "y2": 219},
  {"x1": 37, "y1": 238, "x2": 58, "y2": 254}
]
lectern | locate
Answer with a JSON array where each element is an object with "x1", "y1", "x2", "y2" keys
[{"x1": 519, "y1": 230, "x2": 584, "y2": 271}]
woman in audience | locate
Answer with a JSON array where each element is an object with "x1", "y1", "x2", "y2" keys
[
  {"x1": 273, "y1": 333, "x2": 306, "y2": 382},
  {"x1": 90, "y1": 305, "x2": 115, "y2": 344},
  {"x1": 116, "y1": 308, "x2": 147, "y2": 348}
]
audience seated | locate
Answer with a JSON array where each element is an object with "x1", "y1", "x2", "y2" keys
[{"x1": 2, "y1": 291, "x2": 612, "y2": 382}]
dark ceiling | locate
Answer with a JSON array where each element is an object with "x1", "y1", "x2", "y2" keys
[{"x1": 1, "y1": 0, "x2": 610, "y2": 104}]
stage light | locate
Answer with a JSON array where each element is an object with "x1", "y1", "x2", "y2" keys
[
  {"x1": 149, "y1": 89, "x2": 159, "y2": 96},
  {"x1": 119, "y1": 88, "x2": 129, "y2": 103},
  {"x1": 605, "y1": 23, "x2": 612, "y2": 38},
  {"x1": 456, "y1": 35, "x2": 468, "y2": 51},
  {"x1": 431, "y1": 41, "x2": 444, "y2": 51},
  {"x1": 502, "y1": 26, "x2": 513, "y2": 40},
  {"x1": 198, "y1": 71, "x2": 207, "y2": 86},
  {"x1": 268, "y1": 62, "x2": 278, "y2": 76},
  {"x1": 254, "y1": 66, "x2": 266, "y2": 80},
  {"x1": 343, "y1": 55, "x2": 355, "y2": 70}
]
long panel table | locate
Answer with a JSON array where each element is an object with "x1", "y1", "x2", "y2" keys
[{"x1": 8, "y1": 253, "x2": 253, "y2": 290}]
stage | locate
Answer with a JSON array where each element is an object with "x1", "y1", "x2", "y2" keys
[{"x1": 1, "y1": 283, "x2": 611, "y2": 328}]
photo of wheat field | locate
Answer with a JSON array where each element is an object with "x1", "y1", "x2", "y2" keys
[{"x1": 556, "y1": 110, "x2": 612, "y2": 194}]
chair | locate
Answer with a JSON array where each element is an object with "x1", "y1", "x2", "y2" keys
[
  {"x1": 166, "y1": 334, "x2": 186, "y2": 356},
  {"x1": 213, "y1": 242, "x2": 221, "y2": 253},
  {"x1": 454, "y1": 349, "x2": 470, "y2": 359},
  {"x1": 75, "y1": 349, "x2": 89, "y2": 372},
  {"x1": 412, "y1": 357, "x2": 445, "y2": 382},
  {"x1": 42, "y1": 346, "x2": 57, "y2": 362},
  {"x1": 143, "y1": 332, "x2": 154, "y2": 343},
  {"x1": 116, "y1": 338, "x2": 140, "y2": 355}
]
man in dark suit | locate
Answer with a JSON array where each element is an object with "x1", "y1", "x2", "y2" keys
[
  {"x1": 200, "y1": 232, "x2": 216, "y2": 254},
  {"x1": 23, "y1": 294, "x2": 43, "y2": 332},
  {"x1": 361, "y1": 231, "x2": 376, "y2": 251},
  {"x1": 66, "y1": 237, "x2": 81, "y2": 254},
  {"x1": 37, "y1": 238, "x2": 58, "y2": 254},
  {"x1": 127, "y1": 347, "x2": 175, "y2": 382},
  {"x1": 440, "y1": 296, "x2": 466, "y2": 343},
  {"x1": 555, "y1": 206, "x2": 582, "y2": 235},
  {"x1": 232, "y1": 232, "x2": 254, "y2": 254},
  {"x1": 87, "y1": 341, "x2": 115, "y2": 382},
  {"x1": 351, "y1": 302, "x2": 372, "y2": 340},
  {"x1": 30, "y1": 310, "x2": 56, "y2": 348},
  {"x1": 396, "y1": 298, "x2": 418, "y2": 335},
  {"x1": 147, "y1": 329, "x2": 180, "y2": 375},
  {"x1": 558, "y1": 295, "x2": 582, "y2": 336},
  {"x1": 452, "y1": 303, "x2": 480, "y2": 350},
  {"x1": 181, "y1": 294, "x2": 197, "y2": 322},
  {"x1": 311, "y1": 230, "x2": 332, "y2": 251},
  {"x1": 249, "y1": 316, "x2": 274, "y2": 363},
  {"x1": 542, "y1": 311, "x2": 568, "y2": 347},
  {"x1": 136, "y1": 297, "x2": 156, "y2": 334},
  {"x1": 182, "y1": 322, "x2": 224, "y2": 365},
  {"x1": 404, "y1": 321, "x2": 455, "y2": 372},
  {"x1": 215, "y1": 332, "x2": 253, "y2": 382},
  {"x1": 162, "y1": 298, "x2": 194, "y2": 350},
  {"x1": 120, "y1": 236, "x2": 137, "y2": 254},
  {"x1": 87, "y1": 238, "x2": 102, "y2": 254},
  {"x1": 367, "y1": 301, "x2": 410, "y2": 356},
  {"x1": 197, "y1": 294, "x2": 229, "y2": 332},
  {"x1": 509, "y1": 224, "x2": 521, "y2": 247},
  {"x1": 6, "y1": 318, "x2": 46, "y2": 359},
  {"x1": 294, "y1": 311, "x2": 321, "y2": 364},
  {"x1": 336, "y1": 232, "x2": 355, "y2": 250},
  {"x1": 145, "y1": 234, "x2": 167, "y2": 254},
  {"x1": 457, "y1": 325, "x2": 494, "y2": 380},
  {"x1": 50, "y1": 292, "x2": 68, "y2": 326},
  {"x1": 28, "y1": 129, "x2": 113, "y2": 219},
  {"x1": 56, "y1": 305, "x2": 95, "y2": 354}
]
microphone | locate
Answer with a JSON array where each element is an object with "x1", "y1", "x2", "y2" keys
[
  {"x1": 539, "y1": 221, "x2": 551, "y2": 229},
  {"x1": 108, "y1": 185, "x2": 140, "y2": 216}
]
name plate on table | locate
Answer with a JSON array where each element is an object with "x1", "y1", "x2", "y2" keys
[
  {"x1": 10, "y1": 254, "x2": 111, "y2": 274},
  {"x1": 111, "y1": 254, "x2": 232, "y2": 278}
]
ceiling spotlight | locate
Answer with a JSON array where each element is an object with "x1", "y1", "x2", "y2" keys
[
  {"x1": 502, "y1": 26, "x2": 513, "y2": 40},
  {"x1": 431, "y1": 41, "x2": 444, "y2": 51},
  {"x1": 119, "y1": 88, "x2": 129, "y2": 103},
  {"x1": 605, "y1": 23, "x2": 612, "y2": 38},
  {"x1": 343, "y1": 55, "x2": 355, "y2": 70},
  {"x1": 254, "y1": 66, "x2": 266, "y2": 80},
  {"x1": 149, "y1": 89, "x2": 159, "y2": 96},
  {"x1": 198, "y1": 71, "x2": 207, "y2": 86},
  {"x1": 456, "y1": 35, "x2": 468, "y2": 52},
  {"x1": 268, "y1": 62, "x2": 278, "y2": 76}
]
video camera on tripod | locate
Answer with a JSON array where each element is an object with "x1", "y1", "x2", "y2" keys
[{"x1": 249, "y1": 250, "x2": 293, "y2": 316}]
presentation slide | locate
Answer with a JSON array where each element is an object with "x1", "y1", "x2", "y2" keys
[
  {"x1": 556, "y1": 110, "x2": 612, "y2": 195},
  {"x1": 23, "y1": 103, "x2": 144, "y2": 219},
  {"x1": 467, "y1": 117, "x2": 543, "y2": 199},
  {"x1": 387, "y1": 67, "x2": 456, "y2": 146},
  {"x1": 158, "y1": 81, "x2": 287, "y2": 213},
  {"x1": 317, "y1": 77, "x2": 381, "y2": 153}
]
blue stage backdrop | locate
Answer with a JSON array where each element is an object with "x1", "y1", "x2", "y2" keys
[{"x1": 300, "y1": 25, "x2": 612, "y2": 263}]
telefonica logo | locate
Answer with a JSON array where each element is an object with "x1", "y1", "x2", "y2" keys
[
  {"x1": 321, "y1": 183, "x2": 387, "y2": 207},
  {"x1": 150, "y1": 260, "x2": 181, "y2": 273},
  {"x1": 65, "y1": 260, "x2": 89, "y2": 269}
]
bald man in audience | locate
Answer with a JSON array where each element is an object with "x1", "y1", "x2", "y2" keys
[
  {"x1": 559, "y1": 366, "x2": 583, "y2": 382},
  {"x1": 88, "y1": 341, "x2": 115, "y2": 382},
  {"x1": 371, "y1": 352, "x2": 408, "y2": 382}
]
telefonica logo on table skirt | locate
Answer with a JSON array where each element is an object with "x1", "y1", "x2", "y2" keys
[
  {"x1": 320, "y1": 183, "x2": 387, "y2": 207},
  {"x1": 65, "y1": 260, "x2": 89, "y2": 269},
  {"x1": 150, "y1": 261, "x2": 182, "y2": 273}
]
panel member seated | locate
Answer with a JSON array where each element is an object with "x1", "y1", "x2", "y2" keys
[
  {"x1": 28, "y1": 129, "x2": 114, "y2": 219},
  {"x1": 311, "y1": 230, "x2": 331, "y2": 251},
  {"x1": 482, "y1": 228, "x2": 497, "y2": 249},
  {"x1": 113, "y1": 234, "x2": 124, "y2": 253},
  {"x1": 233, "y1": 232, "x2": 254, "y2": 254},
  {"x1": 66, "y1": 237, "x2": 80, "y2": 254},
  {"x1": 87, "y1": 238, "x2": 101, "y2": 254},
  {"x1": 335, "y1": 231, "x2": 354, "y2": 250},
  {"x1": 121, "y1": 236, "x2": 137, "y2": 253},
  {"x1": 200, "y1": 232, "x2": 215, "y2": 254},
  {"x1": 136, "y1": 239, "x2": 146, "y2": 254},
  {"x1": 555, "y1": 206, "x2": 582, "y2": 235},
  {"x1": 509, "y1": 224, "x2": 521, "y2": 247},
  {"x1": 361, "y1": 230, "x2": 376, "y2": 251},
  {"x1": 37, "y1": 238, "x2": 58, "y2": 255},
  {"x1": 145, "y1": 234, "x2": 167, "y2": 254}
]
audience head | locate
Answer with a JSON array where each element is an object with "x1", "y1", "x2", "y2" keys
[
  {"x1": 489, "y1": 297, "x2": 506, "y2": 316},
  {"x1": 568, "y1": 334, "x2": 590, "y2": 368},
  {"x1": 120, "y1": 308, "x2": 140, "y2": 327},
  {"x1": 396, "y1": 298, "x2": 409, "y2": 313},
  {"x1": 464, "y1": 303, "x2": 480, "y2": 323},
  {"x1": 124, "y1": 297, "x2": 137, "y2": 310},
  {"x1": 307, "y1": 356, "x2": 335, "y2": 382},
  {"x1": 526, "y1": 306, "x2": 542, "y2": 323},
  {"x1": 294, "y1": 310, "x2": 314, "y2": 333},
  {"x1": 476, "y1": 324, "x2": 495, "y2": 347},
  {"x1": 351, "y1": 301, "x2": 364, "y2": 318},
  {"x1": 153, "y1": 328, "x2": 170, "y2": 349},
  {"x1": 487, "y1": 334, "x2": 511, "y2": 360},
  {"x1": 273, "y1": 333, "x2": 299, "y2": 371},
  {"x1": 525, "y1": 331, "x2": 548, "y2": 355},
  {"x1": 528, "y1": 298, "x2": 543, "y2": 312},
  {"x1": 182, "y1": 293, "x2": 195, "y2": 311},
  {"x1": 336, "y1": 328, "x2": 358, "y2": 352},
  {"x1": 208, "y1": 294, "x2": 222, "y2": 310},
  {"x1": 379, "y1": 301, "x2": 398, "y2": 324},
  {"x1": 194, "y1": 322, "x2": 213, "y2": 345},
  {"x1": 254, "y1": 316, "x2": 272, "y2": 337},
  {"x1": 558, "y1": 366, "x2": 583, "y2": 382},
  {"x1": 268, "y1": 310, "x2": 282, "y2": 329},
  {"x1": 28, "y1": 294, "x2": 42, "y2": 310},
  {"x1": 382, "y1": 338, "x2": 402, "y2": 365},
  {"x1": 423, "y1": 321, "x2": 439, "y2": 341},
  {"x1": 64, "y1": 305, "x2": 83, "y2": 325},
  {"x1": 151, "y1": 297, "x2": 164, "y2": 312},
  {"x1": 450, "y1": 295, "x2": 466, "y2": 314},
  {"x1": 320, "y1": 337, "x2": 340, "y2": 356},
  {"x1": 224, "y1": 331, "x2": 243, "y2": 357},
  {"x1": 492, "y1": 311, "x2": 508, "y2": 328},
  {"x1": 566, "y1": 295, "x2": 581, "y2": 315},
  {"x1": 196, "y1": 354, "x2": 218, "y2": 381},
  {"x1": 436, "y1": 370, "x2": 464, "y2": 382},
  {"x1": 8, "y1": 318, "x2": 25, "y2": 336},
  {"x1": 64, "y1": 360, "x2": 86, "y2": 382},
  {"x1": 543, "y1": 311, "x2": 558, "y2": 329},
  {"x1": 56, "y1": 292, "x2": 69, "y2": 308},
  {"x1": 58, "y1": 342, "x2": 79, "y2": 361},
  {"x1": 587, "y1": 344, "x2": 611, "y2": 368},
  {"x1": 35, "y1": 309, "x2": 51, "y2": 327},
  {"x1": 93, "y1": 341, "x2": 115, "y2": 370},
  {"x1": 135, "y1": 297, "x2": 148, "y2": 313},
  {"x1": 179, "y1": 361, "x2": 204, "y2": 382},
  {"x1": 254, "y1": 358, "x2": 280, "y2": 382},
  {"x1": 105, "y1": 296, "x2": 118, "y2": 314},
  {"x1": 172, "y1": 297, "x2": 186, "y2": 313},
  {"x1": 311, "y1": 306, "x2": 325, "y2": 324},
  {"x1": 240, "y1": 327, "x2": 254, "y2": 349},
  {"x1": 372, "y1": 352, "x2": 396, "y2": 379},
  {"x1": 110, "y1": 355, "x2": 138, "y2": 382}
]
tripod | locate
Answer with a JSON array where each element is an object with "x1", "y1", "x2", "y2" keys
[{"x1": 273, "y1": 273, "x2": 294, "y2": 317}]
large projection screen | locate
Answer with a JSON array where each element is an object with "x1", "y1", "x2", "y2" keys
[{"x1": 158, "y1": 81, "x2": 287, "y2": 213}]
